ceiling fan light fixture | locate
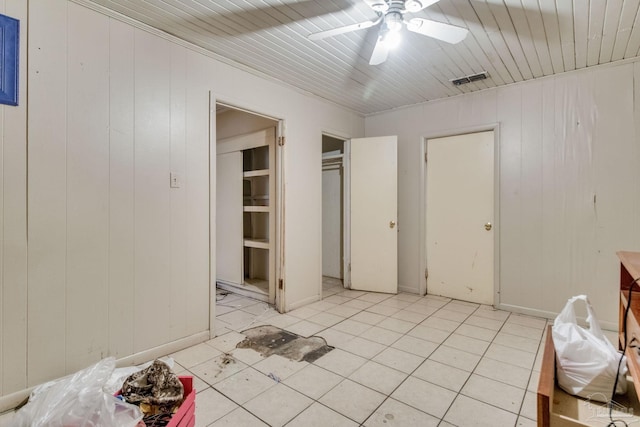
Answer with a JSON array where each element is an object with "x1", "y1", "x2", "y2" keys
[
  {"x1": 382, "y1": 29, "x2": 402, "y2": 48},
  {"x1": 404, "y1": 0, "x2": 424, "y2": 12},
  {"x1": 385, "y1": 11, "x2": 403, "y2": 32}
]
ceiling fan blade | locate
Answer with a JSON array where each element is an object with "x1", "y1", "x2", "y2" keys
[
  {"x1": 308, "y1": 17, "x2": 381, "y2": 41},
  {"x1": 406, "y1": 18, "x2": 468, "y2": 44},
  {"x1": 369, "y1": 35, "x2": 390, "y2": 65}
]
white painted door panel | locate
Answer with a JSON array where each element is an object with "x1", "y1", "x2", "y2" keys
[
  {"x1": 216, "y1": 151, "x2": 243, "y2": 284},
  {"x1": 322, "y1": 168, "x2": 342, "y2": 279},
  {"x1": 350, "y1": 136, "x2": 398, "y2": 294},
  {"x1": 426, "y1": 131, "x2": 494, "y2": 304}
]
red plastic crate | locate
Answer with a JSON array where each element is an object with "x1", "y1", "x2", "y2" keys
[{"x1": 117, "y1": 375, "x2": 195, "y2": 427}]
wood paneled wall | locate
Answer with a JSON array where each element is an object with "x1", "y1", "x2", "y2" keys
[{"x1": 366, "y1": 61, "x2": 640, "y2": 328}]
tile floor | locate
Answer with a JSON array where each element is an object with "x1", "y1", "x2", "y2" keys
[{"x1": 0, "y1": 278, "x2": 568, "y2": 426}]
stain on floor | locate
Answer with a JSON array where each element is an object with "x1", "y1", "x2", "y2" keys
[{"x1": 237, "y1": 325, "x2": 334, "y2": 363}]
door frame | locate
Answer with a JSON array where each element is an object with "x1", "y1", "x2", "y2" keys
[
  {"x1": 418, "y1": 124, "x2": 501, "y2": 306},
  {"x1": 320, "y1": 131, "x2": 352, "y2": 292},
  {"x1": 209, "y1": 92, "x2": 287, "y2": 338}
]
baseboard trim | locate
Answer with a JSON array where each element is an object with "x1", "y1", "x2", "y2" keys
[
  {"x1": 0, "y1": 330, "x2": 209, "y2": 413},
  {"x1": 497, "y1": 303, "x2": 617, "y2": 332},
  {"x1": 399, "y1": 285, "x2": 419, "y2": 294}
]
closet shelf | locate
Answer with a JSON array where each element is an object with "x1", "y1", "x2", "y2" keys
[
  {"x1": 244, "y1": 206, "x2": 269, "y2": 213},
  {"x1": 244, "y1": 238, "x2": 269, "y2": 249},
  {"x1": 243, "y1": 169, "x2": 269, "y2": 178}
]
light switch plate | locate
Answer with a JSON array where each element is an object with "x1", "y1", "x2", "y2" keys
[{"x1": 170, "y1": 172, "x2": 181, "y2": 188}]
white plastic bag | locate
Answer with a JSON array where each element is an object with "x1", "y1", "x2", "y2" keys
[
  {"x1": 13, "y1": 357, "x2": 143, "y2": 427},
  {"x1": 552, "y1": 295, "x2": 627, "y2": 402}
]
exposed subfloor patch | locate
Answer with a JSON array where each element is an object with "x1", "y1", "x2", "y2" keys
[{"x1": 237, "y1": 325, "x2": 334, "y2": 362}]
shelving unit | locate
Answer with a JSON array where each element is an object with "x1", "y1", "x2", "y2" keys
[{"x1": 216, "y1": 127, "x2": 276, "y2": 303}]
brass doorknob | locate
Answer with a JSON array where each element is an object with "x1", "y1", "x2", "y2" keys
[
  {"x1": 485, "y1": 222, "x2": 492, "y2": 231},
  {"x1": 390, "y1": 220, "x2": 396, "y2": 229}
]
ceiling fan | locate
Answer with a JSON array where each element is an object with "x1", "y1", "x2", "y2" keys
[{"x1": 307, "y1": 0, "x2": 469, "y2": 65}]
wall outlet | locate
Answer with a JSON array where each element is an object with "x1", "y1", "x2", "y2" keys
[{"x1": 170, "y1": 172, "x2": 181, "y2": 188}]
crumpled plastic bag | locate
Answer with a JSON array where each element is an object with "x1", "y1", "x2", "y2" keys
[
  {"x1": 13, "y1": 357, "x2": 143, "y2": 427},
  {"x1": 552, "y1": 295, "x2": 627, "y2": 402}
]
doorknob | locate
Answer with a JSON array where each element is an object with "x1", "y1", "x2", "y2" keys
[
  {"x1": 390, "y1": 220, "x2": 396, "y2": 229},
  {"x1": 485, "y1": 222, "x2": 492, "y2": 231}
]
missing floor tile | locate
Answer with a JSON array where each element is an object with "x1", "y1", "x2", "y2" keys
[{"x1": 237, "y1": 325, "x2": 334, "y2": 363}]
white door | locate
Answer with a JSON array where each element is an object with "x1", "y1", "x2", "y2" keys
[
  {"x1": 426, "y1": 131, "x2": 494, "y2": 304},
  {"x1": 216, "y1": 151, "x2": 244, "y2": 284},
  {"x1": 350, "y1": 136, "x2": 398, "y2": 293}
]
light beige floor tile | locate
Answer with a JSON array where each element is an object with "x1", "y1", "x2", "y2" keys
[
  {"x1": 324, "y1": 295, "x2": 352, "y2": 305},
  {"x1": 342, "y1": 299, "x2": 375, "y2": 310},
  {"x1": 244, "y1": 383, "x2": 313, "y2": 427},
  {"x1": 443, "y1": 333, "x2": 490, "y2": 356},
  {"x1": 266, "y1": 314, "x2": 301, "y2": 329},
  {"x1": 493, "y1": 331, "x2": 541, "y2": 353},
  {"x1": 287, "y1": 402, "x2": 359, "y2": 427},
  {"x1": 363, "y1": 398, "x2": 439, "y2": 427},
  {"x1": 171, "y1": 343, "x2": 222, "y2": 369},
  {"x1": 326, "y1": 304, "x2": 362, "y2": 318},
  {"x1": 444, "y1": 301, "x2": 480, "y2": 314},
  {"x1": 319, "y1": 379, "x2": 387, "y2": 423},
  {"x1": 0, "y1": 412, "x2": 14, "y2": 427},
  {"x1": 307, "y1": 300, "x2": 338, "y2": 312},
  {"x1": 209, "y1": 407, "x2": 268, "y2": 426},
  {"x1": 365, "y1": 304, "x2": 401, "y2": 317},
  {"x1": 520, "y1": 391, "x2": 537, "y2": 420},
  {"x1": 341, "y1": 336, "x2": 387, "y2": 358},
  {"x1": 474, "y1": 357, "x2": 531, "y2": 389},
  {"x1": 213, "y1": 368, "x2": 276, "y2": 404},
  {"x1": 432, "y1": 308, "x2": 471, "y2": 322},
  {"x1": 194, "y1": 387, "x2": 238, "y2": 426},
  {"x1": 359, "y1": 326, "x2": 403, "y2": 346},
  {"x1": 403, "y1": 303, "x2": 438, "y2": 316},
  {"x1": 206, "y1": 331, "x2": 247, "y2": 353},
  {"x1": 338, "y1": 290, "x2": 367, "y2": 298},
  {"x1": 439, "y1": 422, "x2": 457, "y2": 427},
  {"x1": 230, "y1": 347, "x2": 266, "y2": 366},
  {"x1": 376, "y1": 317, "x2": 415, "y2": 334},
  {"x1": 348, "y1": 360, "x2": 408, "y2": 394},
  {"x1": 178, "y1": 370, "x2": 208, "y2": 394},
  {"x1": 351, "y1": 310, "x2": 387, "y2": 325},
  {"x1": 216, "y1": 304, "x2": 237, "y2": 316},
  {"x1": 358, "y1": 293, "x2": 393, "y2": 303},
  {"x1": 284, "y1": 320, "x2": 326, "y2": 337},
  {"x1": 421, "y1": 316, "x2": 461, "y2": 333},
  {"x1": 314, "y1": 348, "x2": 368, "y2": 377},
  {"x1": 190, "y1": 353, "x2": 248, "y2": 385},
  {"x1": 391, "y1": 335, "x2": 438, "y2": 358},
  {"x1": 412, "y1": 359, "x2": 471, "y2": 392},
  {"x1": 508, "y1": 314, "x2": 547, "y2": 329},
  {"x1": 501, "y1": 323, "x2": 545, "y2": 340},
  {"x1": 455, "y1": 323, "x2": 499, "y2": 342},
  {"x1": 323, "y1": 288, "x2": 342, "y2": 298},
  {"x1": 425, "y1": 294, "x2": 452, "y2": 302},
  {"x1": 429, "y1": 345, "x2": 482, "y2": 372},
  {"x1": 288, "y1": 306, "x2": 322, "y2": 320},
  {"x1": 407, "y1": 324, "x2": 451, "y2": 344},
  {"x1": 484, "y1": 343, "x2": 536, "y2": 369},
  {"x1": 461, "y1": 374, "x2": 525, "y2": 414},
  {"x1": 378, "y1": 298, "x2": 412, "y2": 309},
  {"x1": 517, "y1": 416, "x2": 537, "y2": 427},
  {"x1": 395, "y1": 293, "x2": 424, "y2": 302},
  {"x1": 372, "y1": 347, "x2": 425, "y2": 374},
  {"x1": 390, "y1": 376, "x2": 457, "y2": 418},
  {"x1": 308, "y1": 312, "x2": 345, "y2": 327},
  {"x1": 444, "y1": 395, "x2": 518, "y2": 427},
  {"x1": 252, "y1": 354, "x2": 308, "y2": 380},
  {"x1": 242, "y1": 304, "x2": 278, "y2": 319},
  {"x1": 463, "y1": 315, "x2": 505, "y2": 331},
  {"x1": 218, "y1": 310, "x2": 264, "y2": 332},
  {"x1": 316, "y1": 328, "x2": 356, "y2": 348},
  {"x1": 390, "y1": 309, "x2": 430, "y2": 324},
  {"x1": 332, "y1": 319, "x2": 372, "y2": 335},
  {"x1": 474, "y1": 306, "x2": 511, "y2": 321},
  {"x1": 283, "y1": 364, "x2": 343, "y2": 399},
  {"x1": 527, "y1": 370, "x2": 540, "y2": 392}
]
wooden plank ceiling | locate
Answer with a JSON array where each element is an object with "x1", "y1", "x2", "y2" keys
[{"x1": 82, "y1": 0, "x2": 640, "y2": 115}]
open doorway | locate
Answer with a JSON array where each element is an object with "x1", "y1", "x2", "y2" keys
[
  {"x1": 322, "y1": 134, "x2": 347, "y2": 297},
  {"x1": 216, "y1": 104, "x2": 281, "y2": 306}
]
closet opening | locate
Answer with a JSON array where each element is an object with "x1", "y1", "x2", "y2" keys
[
  {"x1": 322, "y1": 134, "x2": 348, "y2": 297},
  {"x1": 215, "y1": 104, "x2": 280, "y2": 306}
]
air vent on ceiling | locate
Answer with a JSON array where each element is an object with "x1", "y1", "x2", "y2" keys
[{"x1": 450, "y1": 71, "x2": 489, "y2": 86}]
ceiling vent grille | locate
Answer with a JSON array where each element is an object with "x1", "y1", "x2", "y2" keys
[{"x1": 450, "y1": 71, "x2": 489, "y2": 86}]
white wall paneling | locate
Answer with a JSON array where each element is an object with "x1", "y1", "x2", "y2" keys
[
  {"x1": 0, "y1": 0, "x2": 363, "y2": 407},
  {"x1": 366, "y1": 60, "x2": 640, "y2": 328}
]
